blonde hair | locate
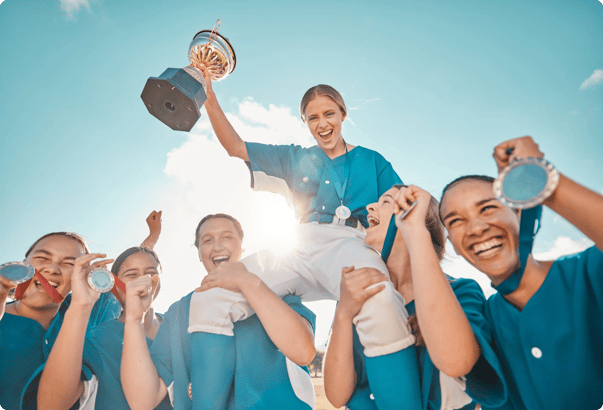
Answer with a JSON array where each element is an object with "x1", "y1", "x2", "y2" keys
[{"x1": 299, "y1": 84, "x2": 347, "y2": 122}]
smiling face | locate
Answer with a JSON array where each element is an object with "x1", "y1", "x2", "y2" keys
[
  {"x1": 304, "y1": 95, "x2": 346, "y2": 156},
  {"x1": 23, "y1": 235, "x2": 87, "y2": 308},
  {"x1": 364, "y1": 188, "x2": 401, "y2": 253},
  {"x1": 196, "y1": 217, "x2": 243, "y2": 272},
  {"x1": 115, "y1": 251, "x2": 160, "y2": 305},
  {"x1": 440, "y1": 179, "x2": 521, "y2": 284}
]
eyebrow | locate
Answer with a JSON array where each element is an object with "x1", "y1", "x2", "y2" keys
[
  {"x1": 442, "y1": 197, "x2": 498, "y2": 222},
  {"x1": 382, "y1": 194, "x2": 395, "y2": 201}
]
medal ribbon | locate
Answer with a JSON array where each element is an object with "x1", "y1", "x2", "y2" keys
[
  {"x1": 15, "y1": 270, "x2": 64, "y2": 303},
  {"x1": 317, "y1": 142, "x2": 350, "y2": 209},
  {"x1": 492, "y1": 205, "x2": 542, "y2": 295},
  {"x1": 381, "y1": 216, "x2": 398, "y2": 262},
  {"x1": 110, "y1": 274, "x2": 127, "y2": 305}
]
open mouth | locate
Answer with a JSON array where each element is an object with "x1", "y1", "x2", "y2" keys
[
  {"x1": 471, "y1": 237, "x2": 503, "y2": 256},
  {"x1": 318, "y1": 130, "x2": 333, "y2": 140},
  {"x1": 212, "y1": 256, "x2": 230, "y2": 267},
  {"x1": 367, "y1": 215, "x2": 380, "y2": 228},
  {"x1": 34, "y1": 278, "x2": 59, "y2": 289}
]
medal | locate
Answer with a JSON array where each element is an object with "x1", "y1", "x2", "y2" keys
[
  {"x1": 318, "y1": 141, "x2": 352, "y2": 221},
  {"x1": 88, "y1": 267, "x2": 115, "y2": 293},
  {"x1": 0, "y1": 261, "x2": 35, "y2": 284},
  {"x1": 336, "y1": 205, "x2": 351, "y2": 220}
]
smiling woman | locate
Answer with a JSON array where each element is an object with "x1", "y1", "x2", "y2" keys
[
  {"x1": 0, "y1": 232, "x2": 121, "y2": 410},
  {"x1": 438, "y1": 136, "x2": 603, "y2": 410},
  {"x1": 182, "y1": 63, "x2": 421, "y2": 409}
]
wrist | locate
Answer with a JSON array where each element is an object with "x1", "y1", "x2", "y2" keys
[
  {"x1": 239, "y1": 273, "x2": 261, "y2": 294},
  {"x1": 334, "y1": 305, "x2": 355, "y2": 323}
]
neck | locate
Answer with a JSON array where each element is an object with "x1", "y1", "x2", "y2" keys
[
  {"x1": 8, "y1": 300, "x2": 61, "y2": 330},
  {"x1": 322, "y1": 137, "x2": 346, "y2": 159},
  {"x1": 385, "y1": 245, "x2": 414, "y2": 303},
  {"x1": 500, "y1": 255, "x2": 551, "y2": 310}
]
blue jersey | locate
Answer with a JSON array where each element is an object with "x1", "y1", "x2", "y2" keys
[
  {"x1": 82, "y1": 318, "x2": 173, "y2": 409},
  {"x1": 0, "y1": 293, "x2": 120, "y2": 410},
  {"x1": 485, "y1": 246, "x2": 603, "y2": 410},
  {"x1": 150, "y1": 292, "x2": 316, "y2": 410},
  {"x1": 245, "y1": 143, "x2": 402, "y2": 227},
  {"x1": 348, "y1": 278, "x2": 507, "y2": 410}
]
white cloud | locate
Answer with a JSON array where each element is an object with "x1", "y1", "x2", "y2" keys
[
  {"x1": 580, "y1": 69, "x2": 603, "y2": 90},
  {"x1": 60, "y1": 0, "x2": 91, "y2": 20},
  {"x1": 534, "y1": 236, "x2": 592, "y2": 260}
]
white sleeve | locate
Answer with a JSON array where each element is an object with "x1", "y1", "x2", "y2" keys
[{"x1": 77, "y1": 375, "x2": 99, "y2": 409}]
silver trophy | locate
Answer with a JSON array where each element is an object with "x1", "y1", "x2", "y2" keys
[{"x1": 141, "y1": 19, "x2": 236, "y2": 131}]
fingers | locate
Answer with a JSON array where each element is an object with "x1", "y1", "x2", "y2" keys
[
  {"x1": 75, "y1": 253, "x2": 108, "y2": 267},
  {"x1": 363, "y1": 284, "x2": 386, "y2": 299},
  {"x1": 89, "y1": 259, "x2": 114, "y2": 271},
  {"x1": 341, "y1": 266, "x2": 355, "y2": 276},
  {"x1": 126, "y1": 275, "x2": 154, "y2": 297},
  {"x1": 493, "y1": 136, "x2": 544, "y2": 171}
]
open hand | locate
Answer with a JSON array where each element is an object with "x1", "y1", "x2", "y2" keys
[
  {"x1": 70, "y1": 253, "x2": 113, "y2": 307},
  {"x1": 195, "y1": 262, "x2": 257, "y2": 294}
]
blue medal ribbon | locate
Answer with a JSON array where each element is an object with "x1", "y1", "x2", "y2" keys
[
  {"x1": 381, "y1": 216, "x2": 398, "y2": 262},
  {"x1": 492, "y1": 205, "x2": 542, "y2": 295},
  {"x1": 317, "y1": 143, "x2": 350, "y2": 208}
]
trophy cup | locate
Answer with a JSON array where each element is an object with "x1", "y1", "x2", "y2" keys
[{"x1": 141, "y1": 19, "x2": 236, "y2": 131}]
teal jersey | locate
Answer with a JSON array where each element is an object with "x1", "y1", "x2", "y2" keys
[
  {"x1": 83, "y1": 318, "x2": 173, "y2": 409},
  {"x1": 150, "y1": 292, "x2": 316, "y2": 409},
  {"x1": 0, "y1": 293, "x2": 120, "y2": 410},
  {"x1": 348, "y1": 278, "x2": 507, "y2": 410},
  {"x1": 245, "y1": 143, "x2": 402, "y2": 227},
  {"x1": 485, "y1": 246, "x2": 603, "y2": 410}
]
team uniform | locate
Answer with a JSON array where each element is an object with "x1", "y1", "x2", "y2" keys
[
  {"x1": 189, "y1": 143, "x2": 413, "y2": 357},
  {"x1": 348, "y1": 278, "x2": 508, "y2": 410},
  {"x1": 484, "y1": 246, "x2": 603, "y2": 410},
  {"x1": 0, "y1": 293, "x2": 120, "y2": 410},
  {"x1": 76, "y1": 318, "x2": 173, "y2": 409},
  {"x1": 151, "y1": 292, "x2": 316, "y2": 410}
]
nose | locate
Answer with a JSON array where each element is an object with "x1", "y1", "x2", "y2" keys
[
  {"x1": 39, "y1": 261, "x2": 61, "y2": 276},
  {"x1": 366, "y1": 202, "x2": 377, "y2": 212},
  {"x1": 318, "y1": 116, "x2": 328, "y2": 129},
  {"x1": 466, "y1": 216, "x2": 489, "y2": 236}
]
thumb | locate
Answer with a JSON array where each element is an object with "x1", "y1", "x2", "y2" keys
[{"x1": 341, "y1": 266, "x2": 355, "y2": 275}]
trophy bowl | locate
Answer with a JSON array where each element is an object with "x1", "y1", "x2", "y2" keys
[
  {"x1": 188, "y1": 29, "x2": 236, "y2": 81},
  {"x1": 141, "y1": 20, "x2": 236, "y2": 132}
]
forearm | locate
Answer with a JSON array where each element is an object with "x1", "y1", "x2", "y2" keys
[
  {"x1": 323, "y1": 309, "x2": 357, "y2": 408},
  {"x1": 38, "y1": 304, "x2": 92, "y2": 410},
  {"x1": 407, "y1": 228, "x2": 480, "y2": 378},
  {"x1": 544, "y1": 174, "x2": 603, "y2": 250},
  {"x1": 240, "y1": 276, "x2": 315, "y2": 366},
  {"x1": 140, "y1": 234, "x2": 159, "y2": 250},
  {"x1": 121, "y1": 320, "x2": 167, "y2": 409},
  {"x1": 204, "y1": 92, "x2": 249, "y2": 161}
]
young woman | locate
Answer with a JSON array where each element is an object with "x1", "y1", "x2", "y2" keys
[
  {"x1": 0, "y1": 232, "x2": 120, "y2": 410},
  {"x1": 324, "y1": 185, "x2": 507, "y2": 410},
  {"x1": 36, "y1": 212, "x2": 168, "y2": 410},
  {"x1": 121, "y1": 213, "x2": 317, "y2": 409},
  {"x1": 438, "y1": 136, "x2": 603, "y2": 410},
  {"x1": 187, "y1": 64, "x2": 417, "y2": 408}
]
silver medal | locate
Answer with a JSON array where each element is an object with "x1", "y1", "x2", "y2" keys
[
  {"x1": 87, "y1": 267, "x2": 115, "y2": 293},
  {"x1": 336, "y1": 205, "x2": 352, "y2": 220},
  {"x1": 0, "y1": 261, "x2": 35, "y2": 284}
]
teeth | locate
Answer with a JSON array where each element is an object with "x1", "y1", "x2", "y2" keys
[
  {"x1": 472, "y1": 238, "x2": 503, "y2": 255},
  {"x1": 213, "y1": 256, "x2": 229, "y2": 266},
  {"x1": 34, "y1": 279, "x2": 59, "y2": 288},
  {"x1": 319, "y1": 130, "x2": 332, "y2": 137},
  {"x1": 367, "y1": 216, "x2": 380, "y2": 227}
]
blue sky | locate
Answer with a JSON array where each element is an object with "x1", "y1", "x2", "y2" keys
[{"x1": 1, "y1": 0, "x2": 602, "y2": 344}]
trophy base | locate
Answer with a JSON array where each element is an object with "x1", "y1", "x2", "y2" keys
[{"x1": 141, "y1": 67, "x2": 207, "y2": 132}]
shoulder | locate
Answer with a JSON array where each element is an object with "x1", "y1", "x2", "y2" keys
[{"x1": 551, "y1": 245, "x2": 603, "y2": 271}]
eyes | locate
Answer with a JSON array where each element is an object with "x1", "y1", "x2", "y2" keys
[
  {"x1": 33, "y1": 256, "x2": 74, "y2": 267},
  {"x1": 201, "y1": 235, "x2": 234, "y2": 245},
  {"x1": 307, "y1": 111, "x2": 336, "y2": 122},
  {"x1": 447, "y1": 204, "x2": 499, "y2": 228}
]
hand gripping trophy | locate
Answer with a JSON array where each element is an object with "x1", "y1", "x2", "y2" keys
[{"x1": 141, "y1": 19, "x2": 236, "y2": 131}]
